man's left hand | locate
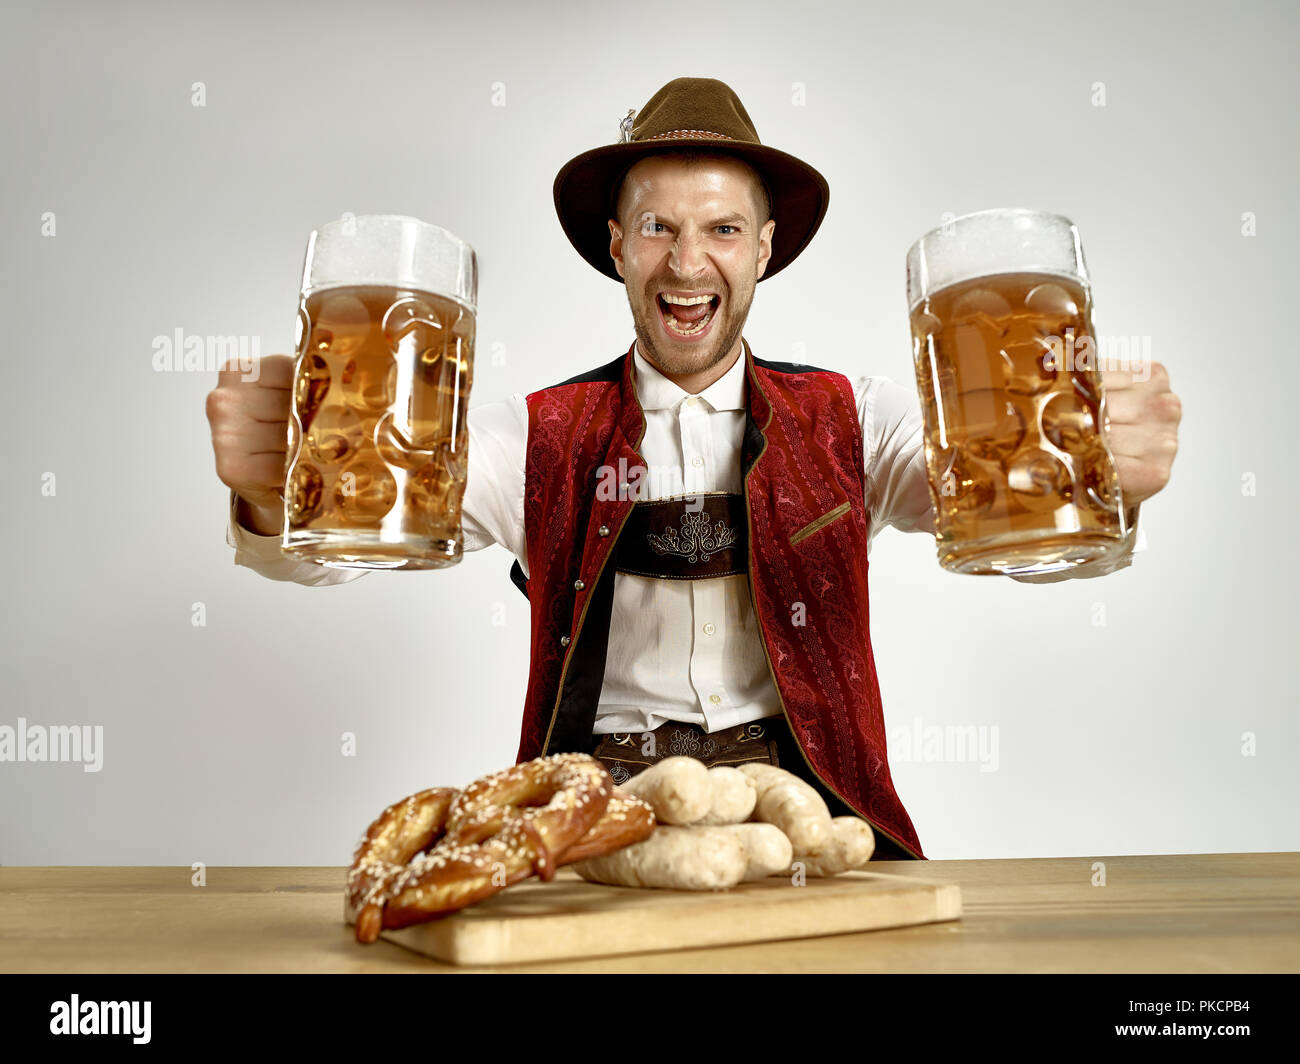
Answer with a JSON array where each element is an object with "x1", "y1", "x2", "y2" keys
[{"x1": 1101, "y1": 362, "x2": 1182, "y2": 507}]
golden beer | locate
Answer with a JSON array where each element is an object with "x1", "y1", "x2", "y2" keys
[
  {"x1": 906, "y1": 210, "x2": 1129, "y2": 575},
  {"x1": 282, "y1": 217, "x2": 477, "y2": 569}
]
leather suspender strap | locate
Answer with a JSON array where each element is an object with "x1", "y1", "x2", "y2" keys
[{"x1": 613, "y1": 492, "x2": 748, "y2": 580}]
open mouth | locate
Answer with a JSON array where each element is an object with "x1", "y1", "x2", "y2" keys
[{"x1": 656, "y1": 292, "x2": 720, "y2": 339}]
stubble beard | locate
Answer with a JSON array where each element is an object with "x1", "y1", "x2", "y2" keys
[{"x1": 630, "y1": 283, "x2": 753, "y2": 379}]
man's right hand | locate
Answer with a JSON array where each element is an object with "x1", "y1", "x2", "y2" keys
[{"x1": 206, "y1": 355, "x2": 294, "y2": 536}]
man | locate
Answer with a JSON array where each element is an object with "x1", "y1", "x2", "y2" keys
[{"x1": 207, "y1": 78, "x2": 1181, "y2": 860}]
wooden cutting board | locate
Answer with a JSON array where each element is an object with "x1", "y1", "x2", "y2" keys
[{"x1": 344, "y1": 868, "x2": 961, "y2": 965}]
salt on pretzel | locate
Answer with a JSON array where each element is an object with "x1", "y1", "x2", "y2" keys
[
  {"x1": 440, "y1": 787, "x2": 655, "y2": 868},
  {"x1": 441, "y1": 753, "x2": 614, "y2": 859},
  {"x1": 558, "y1": 790, "x2": 656, "y2": 865},
  {"x1": 347, "y1": 786, "x2": 459, "y2": 944},
  {"x1": 348, "y1": 753, "x2": 618, "y2": 943}
]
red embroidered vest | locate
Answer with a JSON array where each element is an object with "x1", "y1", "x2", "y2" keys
[{"x1": 508, "y1": 339, "x2": 925, "y2": 859}]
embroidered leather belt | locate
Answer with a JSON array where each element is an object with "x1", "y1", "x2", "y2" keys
[
  {"x1": 590, "y1": 719, "x2": 782, "y2": 785},
  {"x1": 613, "y1": 492, "x2": 748, "y2": 580}
]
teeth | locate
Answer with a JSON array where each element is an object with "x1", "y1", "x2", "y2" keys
[
  {"x1": 663, "y1": 300, "x2": 716, "y2": 336},
  {"x1": 661, "y1": 293, "x2": 715, "y2": 306}
]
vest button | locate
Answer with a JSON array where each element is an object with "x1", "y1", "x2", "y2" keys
[
  {"x1": 560, "y1": 635, "x2": 570, "y2": 647},
  {"x1": 574, "y1": 579, "x2": 585, "y2": 591},
  {"x1": 597, "y1": 525, "x2": 610, "y2": 536}
]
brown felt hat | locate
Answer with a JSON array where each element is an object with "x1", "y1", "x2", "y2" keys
[{"x1": 553, "y1": 77, "x2": 830, "y2": 283}]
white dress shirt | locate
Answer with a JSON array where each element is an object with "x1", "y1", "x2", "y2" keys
[{"x1": 227, "y1": 341, "x2": 1143, "y2": 733}]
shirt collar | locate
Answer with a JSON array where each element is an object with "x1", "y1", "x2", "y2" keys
[{"x1": 632, "y1": 340, "x2": 747, "y2": 412}]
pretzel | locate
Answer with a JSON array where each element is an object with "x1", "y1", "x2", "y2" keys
[
  {"x1": 558, "y1": 790, "x2": 656, "y2": 865},
  {"x1": 348, "y1": 753, "x2": 635, "y2": 943},
  {"x1": 436, "y1": 766, "x2": 653, "y2": 869},
  {"x1": 347, "y1": 787, "x2": 459, "y2": 944},
  {"x1": 441, "y1": 753, "x2": 613, "y2": 854}
]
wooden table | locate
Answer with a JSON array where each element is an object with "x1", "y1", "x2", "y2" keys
[{"x1": 1, "y1": 853, "x2": 1295, "y2": 973}]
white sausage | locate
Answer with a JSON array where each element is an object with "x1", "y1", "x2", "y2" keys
[
  {"x1": 620, "y1": 756, "x2": 712, "y2": 825},
  {"x1": 696, "y1": 766, "x2": 758, "y2": 825},
  {"x1": 572, "y1": 825, "x2": 748, "y2": 890}
]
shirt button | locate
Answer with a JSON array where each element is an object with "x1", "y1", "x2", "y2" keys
[
  {"x1": 686, "y1": 396, "x2": 700, "y2": 407},
  {"x1": 597, "y1": 525, "x2": 610, "y2": 536},
  {"x1": 574, "y1": 579, "x2": 585, "y2": 591},
  {"x1": 702, "y1": 623, "x2": 716, "y2": 635},
  {"x1": 709, "y1": 694, "x2": 722, "y2": 704},
  {"x1": 691, "y1": 456, "x2": 704, "y2": 467},
  {"x1": 560, "y1": 635, "x2": 570, "y2": 647}
]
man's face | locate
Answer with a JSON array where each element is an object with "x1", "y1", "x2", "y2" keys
[{"x1": 608, "y1": 154, "x2": 775, "y2": 381}]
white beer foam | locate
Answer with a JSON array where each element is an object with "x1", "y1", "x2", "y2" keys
[
  {"x1": 302, "y1": 214, "x2": 478, "y2": 311},
  {"x1": 906, "y1": 208, "x2": 1087, "y2": 310}
]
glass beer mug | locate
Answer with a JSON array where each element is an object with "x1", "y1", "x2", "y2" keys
[
  {"x1": 906, "y1": 208, "x2": 1130, "y2": 575},
  {"x1": 282, "y1": 215, "x2": 477, "y2": 569}
]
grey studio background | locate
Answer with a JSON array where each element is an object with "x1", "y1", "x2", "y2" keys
[{"x1": 1, "y1": 0, "x2": 1296, "y2": 866}]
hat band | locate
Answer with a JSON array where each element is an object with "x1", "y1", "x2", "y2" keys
[{"x1": 641, "y1": 129, "x2": 736, "y2": 142}]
